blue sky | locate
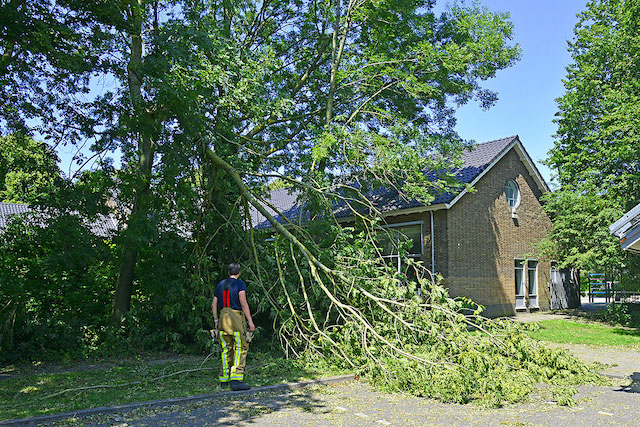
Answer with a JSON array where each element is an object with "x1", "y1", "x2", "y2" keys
[
  {"x1": 57, "y1": 0, "x2": 586, "y2": 185},
  {"x1": 448, "y1": 0, "x2": 586, "y2": 186}
]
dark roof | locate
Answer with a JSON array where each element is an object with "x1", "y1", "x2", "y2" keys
[
  {"x1": 0, "y1": 202, "x2": 118, "y2": 238},
  {"x1": 0, "y1": 203, "x2": 31, "y2": 229},
  {"x1": 86, "y1": 214, "x2": 118, "y2": 237},
  {"x1": 251, "y1": 136, "x2": 532, "y2": 228}
]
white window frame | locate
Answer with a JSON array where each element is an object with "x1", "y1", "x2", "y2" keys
[
  {"x1": 504, "y1": 180, "x2": 521, "y2": 209},
  {"x1": 550, "y1": 260, "x2": 560, "y2": 284},
  {"x1": 379, "y1": 220, "x2": 423, "y2": 276},
  {"x1": 515, "y1": 258, "x2": 526, "y2": 310},
  {"x1": 527, "y1": 259, "x2": 539, "y2": 308}
]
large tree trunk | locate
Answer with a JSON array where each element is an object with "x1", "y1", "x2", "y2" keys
[{"x1": 111, "y1": 0, "x2": 155, "y2": 326}]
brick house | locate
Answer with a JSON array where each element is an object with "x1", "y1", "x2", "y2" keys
[{"x1": 253, "y1": 136, "x2": 562, "y2": 316}]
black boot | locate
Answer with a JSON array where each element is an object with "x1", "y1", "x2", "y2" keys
[{"x1": 230, "y1": 380, "x2": 251, "y2": 391}]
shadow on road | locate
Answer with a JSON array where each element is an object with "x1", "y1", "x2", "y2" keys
[
  {"x1": 614, "y1": 372, "x2": 640, "y2": 395},
  {"x1": 125, "y1": 387, "x2": 331, "y2": 426}
]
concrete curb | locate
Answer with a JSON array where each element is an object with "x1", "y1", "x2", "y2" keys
[{"x1": 1, "y1": 374, "x2": 355, "y2": 426}]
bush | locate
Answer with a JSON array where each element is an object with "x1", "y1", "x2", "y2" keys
[{"x1": 0, "y1": 213, "x2": 117, "y2": 363}]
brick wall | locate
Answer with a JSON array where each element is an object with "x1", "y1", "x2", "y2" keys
[{"x1": 440, "y1": 148, "x2": 552, "y2": 316}]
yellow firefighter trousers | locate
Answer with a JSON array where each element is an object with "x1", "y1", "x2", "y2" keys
[{"x1": 218, "y1": 308, "x2": 248, "y2": 382}]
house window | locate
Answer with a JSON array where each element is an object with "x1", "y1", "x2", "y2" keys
[
  {"x1": 527, "y1": 261, "x2": 538, "y2": 295},
  {"x1": 515, "y1": 259, "x2": 526, "y2": 310},
  {"x1": 515, "y1": 258, "x2": 539, "y2": 309},
  {"x1": 515, "y1": 259, "x2": 525, "y2": 296},
  {"x1": 377, "y1": 222, "x2": 423, "y2": 279},
  {"x1": 504, "y1": 180, "x2": 520, "y2": 209},
  {"x1": 550, "y1": 261, "x2": 560, "y2": 285},
  {"x1": 528, "y1": 260, "x2": 539, "y2": 308}
]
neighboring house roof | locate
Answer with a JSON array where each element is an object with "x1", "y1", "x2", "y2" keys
[
  {"x1": 87, "y1": 213, "x2": 119, "y2": 237},
  {"x1": 610, "y1": 202, "x2": 640, "y2": 254},
  {"x1": 0, "y1": 202, "x2": 118, "y2": 238},
  {"x1": 250, "y1": 135, "x2": 549, "y2": 229},
  {"x1": 0, "y1": 202, "x2": 31, "y2": 230}
]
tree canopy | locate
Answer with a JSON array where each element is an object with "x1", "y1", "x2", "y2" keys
[
  {"x1": 0, "y1": 133, "x2": 63, "y2": 203},
  {"x1": 545, "y1": 0, "x2": 640, "y2": 270}
]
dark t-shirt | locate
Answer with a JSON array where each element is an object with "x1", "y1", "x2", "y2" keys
[{"x1": 214, "y1": 277, "x2": 247, "y2": 311}]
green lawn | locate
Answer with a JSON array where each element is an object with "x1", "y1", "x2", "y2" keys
[
  {"x1": 0, "y1": 352, "x2": 346, "y2": 422},
  {"x1": 527, "y1": 319, "x2": 640, "y2": 347}
]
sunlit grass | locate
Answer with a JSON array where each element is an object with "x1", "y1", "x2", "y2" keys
[
  {"x1": 527, "y1": 319, "x2": 640, "y2": 347},
  {"x1": 0, "y1": 351, "x2": 347, "y2": 422}
]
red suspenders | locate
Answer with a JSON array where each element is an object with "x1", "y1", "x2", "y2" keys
[{"x1": 223, "y1": 289, "x2": 231, "y2": 307}]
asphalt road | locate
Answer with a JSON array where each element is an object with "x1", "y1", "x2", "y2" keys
[{"x1": 50, "y1": 378, "x2": 640, "y2": 427}]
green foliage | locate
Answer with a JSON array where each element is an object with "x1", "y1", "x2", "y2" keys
[
  {"x1": 251, "y1": 223, "x2": 601, "y2": 407},
  {"x1": 0, "y1": 213, "x2": 116, "y2": 363},
  {"x1": 0, "y1": 133, "x2": 64, "y2": 203},
  {"x1": 3, "y1": 0, "x2": 524, "y2": 349},
  {"x1": 0, "y1": 0, "x2": 113, "y2": 133},
  {"x1": 542, "y1": 187, "x2": 627, "y2": 270},
  {"x1": 591, "y1": 303, "x2": 640, "y2": 328},
  {"x1": 601, "y1": 303, "x2": 632, "y2": 326},
  {"x1": 545, "y1": 0, "x2": 640, "y2": 270},
  {"x1": 350, "y1": 298, "x2": 600, "y2": 407},
  {"x1": 0, "y1": 0, "x2": 582, "y2": 409}
]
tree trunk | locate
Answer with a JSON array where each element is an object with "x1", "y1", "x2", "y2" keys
[{"x1": 111, "y1": 0, "x2": 155, "y2": 326}]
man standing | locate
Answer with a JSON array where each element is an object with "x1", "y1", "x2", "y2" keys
[{"x1": 212, "y1": 263, "x2": 255, "y2": 391}]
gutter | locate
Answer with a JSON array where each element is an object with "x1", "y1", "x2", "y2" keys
[{"x1": 430, "y1": 210, "x2": 435, "y2": 281}]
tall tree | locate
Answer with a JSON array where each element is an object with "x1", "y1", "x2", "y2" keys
[
  {"x1": 110, "y1": 0, "x2": 160, "y2": 325},
  {"x1": 546, "y1": 0, "x2": 640, "y2": 270},
  {"x1": 75, "y1": 0, "x2": 519, "y2": 324},
  {"x1": 165, "y1": 0, "x2": 522, "y2": 363}
]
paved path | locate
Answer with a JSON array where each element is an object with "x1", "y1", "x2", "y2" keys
[
  {"x1": 52, "y1": 379, "x2": 640, "y2": 426},
  {"x1": 548, "y1": 343, "x2": 640, "y2": 379}
]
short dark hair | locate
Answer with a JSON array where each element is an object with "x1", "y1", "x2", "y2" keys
[{"x1": 228, "y1": 263, "x2": 241, "y2": 276}]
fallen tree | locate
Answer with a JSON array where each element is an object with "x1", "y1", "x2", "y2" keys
[
  {"x1": 173, "y1": 0, "x2": 601, "y2": 406},
  {"x1": 202, "y1": 145, "x2": 601, "y2": 407}
]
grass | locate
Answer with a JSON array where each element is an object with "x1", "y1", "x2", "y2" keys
[
  {"x1": 527, "y1": 318, "x2": 640, "y2": 347},
  {"x1": 0, "y1": 351, "x2": 347, "y2": 422}
]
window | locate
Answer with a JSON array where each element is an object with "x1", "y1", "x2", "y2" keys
[
  {"x1": 515, "y1": 259, "x2": 526, "y2": 310},
  {"x1": 377, "y1": 222, "x2": 423, "y2": 279},
  {"x1": 504, "y1": 180, "x2": 520, "y2": 209},
  {"x1": 528, "y1": 260, "x2": 539, "y2": 308},
  {"x1": 550, "y1": 261, "x2": 560, "y2": 285},
  {"x1": 515, "y1": 259, "x2": 525, "y2": 296},
  {"x1": 515, "y1": 259, "x2": 538, "y2": 309},
  {"x1": 527, "y1": 260, "x2": 538, "y2": 296}
]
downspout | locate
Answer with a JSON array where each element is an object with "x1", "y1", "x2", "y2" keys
[{"x1": 430, "y1": 210, "x2": 435, "y2": 284}]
